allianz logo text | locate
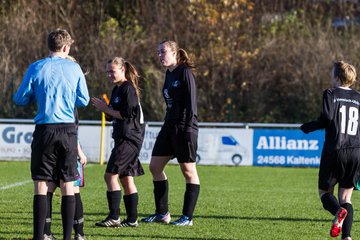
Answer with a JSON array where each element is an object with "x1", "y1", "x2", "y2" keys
[{"x1": 256, "y1": 136, "x2": 319, "y2": 150}]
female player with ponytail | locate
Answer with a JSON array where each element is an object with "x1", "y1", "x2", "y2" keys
[
  {"x1": 141, "y1": 40, "x2": 200, "y2": 226},
  {"x1": 92, "y1": 57, "x2": 145, "y2": 227}
]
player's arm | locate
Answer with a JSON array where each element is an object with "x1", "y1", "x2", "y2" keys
[
  {"x1": 104, "y1": 107, "x2": 123, "y2": 120},
  {"x1": 184, "y1": 67, "x2": 197, "y2": 132},
  {"x1": 91, "y1": 97, "x2": 124, "y2": 120},
  {"x1": 301, "y1": 90, "x2": 333, "y2": 133},
  {"x1": 105, "y1": 113, "x2": 113, "y2": 121},
  {"x1": 101, "y1": 94, "x2": 113, "y2": 121},
  {"x1": 300, "y1": 121, "x2": 324, "y2": 133}
]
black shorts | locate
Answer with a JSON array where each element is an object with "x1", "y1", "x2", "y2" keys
[
  {"x1": 49, "y1": 160, "x2": 84, "y2": 187},
  {"x1": 31, "y1": 124, "x2": 78, "y2": 182},
  {"x1": 106, "y1": 139, "x2": 145, "y2": 177},
  {"x1": 318, "y1": 147, "x2": 360, "y2": 190},
  {"x1": 152, "y1": 122, "x2": 198, "y2": 163}
]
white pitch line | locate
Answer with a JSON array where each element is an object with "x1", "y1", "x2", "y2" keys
[
  {"x1": 0, "y1": 163, "x2": 95, "y2": 191},
  {"x1": 0, "y1": 180, "x2": 32, "y2": 190}
]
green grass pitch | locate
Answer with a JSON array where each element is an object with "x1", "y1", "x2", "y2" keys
[{"x1": 1, "y1": 161, "x2": 360, "y2": 239}]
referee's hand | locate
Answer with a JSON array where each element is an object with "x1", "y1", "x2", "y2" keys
[{"x1": 78, "y1": 143, "x2": 87, "y2": 165}]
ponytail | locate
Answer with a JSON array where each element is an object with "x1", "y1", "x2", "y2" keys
[
  {"x1": 177, "y1": 48, "x2": 195, "y2": 69},
  {"x1": 124, "y1": 61, "x2": 141, "y2": 97}
]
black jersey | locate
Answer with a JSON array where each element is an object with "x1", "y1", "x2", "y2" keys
[
  {"x1": 162, "y1": 64, "x2": 198, "y2": 132},
  {"x1": 301, "y1": 87, "x2": 360, "y2": 150},
  {"x1": 107, "y1": 81, "x2": 145, "y2": 150}
]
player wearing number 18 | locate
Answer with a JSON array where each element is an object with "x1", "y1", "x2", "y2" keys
[{"x1": 301, "y1": 61, "x2": 360, "y2": 240}]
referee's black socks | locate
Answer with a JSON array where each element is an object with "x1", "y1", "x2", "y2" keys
[
  {"x1": 33, "y1": 194, "x2": 47, "y2": 240},
  {"x1": 182, "y1": 183, "x2": 200, "y2": 219},
  {"x1": 153, "y1": 180, "x2": 169, "y2": 214},
  {"x1": 61, "y1": 195, "x2": 75, "y2": 240},
  {"x1": 124, "y1": 193, "x2": 139, "y2": 223},
  {"x1": 107, "y1": 190, "x2": 121, "y2": 220},
  {"x1": 44, "y1": 192, "x2": 53, "y2": 236},
  {"x1": 321, "y1": 192, "x2": 340, "y2": 215}
]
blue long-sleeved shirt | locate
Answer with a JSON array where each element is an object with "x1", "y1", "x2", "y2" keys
[{"x1": 13, "y1": 56, "x2": 90, "y2": 124}]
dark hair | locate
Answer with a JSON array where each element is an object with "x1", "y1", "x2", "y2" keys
[
  {"x1": 47, "y1": 28, "x2": 74, "y2": 52},
  {"x1": 161, "y1": 40, "x2": 196, "y2": 69},
  {"x1": 107, "y1": 57, "x2": 141, "y2": 97}
]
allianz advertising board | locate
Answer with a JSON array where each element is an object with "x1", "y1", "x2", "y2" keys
[{"x1": 253, "y1": 129, "x2": 324, "y2": 167}]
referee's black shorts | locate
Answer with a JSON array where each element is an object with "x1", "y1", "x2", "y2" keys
[
  {"x1": 31, "y1": 124, "x2": 78, "y2": 182},
  {"x1": 318, "y1": 147, "x2": 360, "y2": 190},
  {"x1": 152, "y1": 122, "x2": 198, "y2": 163},
  {"x1": 106, "y1": 139, "x2": 145, "y2": 177}
]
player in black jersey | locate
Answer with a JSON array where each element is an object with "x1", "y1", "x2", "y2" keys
[
  {"x1": 92, "y1": 57, "x2": 145, "y2": 228},
  {"x1": 301, "y1": 61, "x2": 359, "y2": 239},
  {"x1": 141, "y1": 41, "x2": 200, "y2": 226}
]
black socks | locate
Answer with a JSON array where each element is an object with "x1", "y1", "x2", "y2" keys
[
  {"x1": 33, "y1": 195, "x2": 47, "y2": 240},
  {"x1": 107, "y1": 190, "x2": 121, "y2": 220},
  {"x1": 44, "y1": 192, "x2": 84, "y2": 236},
  {"x1": 153, "y1": 181, "x2": 200, "y2": 219},
  {"x1": 44, "y1": 192, "x2": 53, "y2": 236},
  {"x1": 61, "y1": 195, "x2": 75, "y2": 240},
  {"x1": 123, "y1": 193, "x2": 139, "y2": 223},
  {"x1": 320, "y1": 193, "x2": 354, "y2": 238},
  {"x1": 73, "y1": 193, "x2": 84, "y2": 236},
  {"x1": 321, "y1": 192, "x2": 340, "y2": 215},
  {"x1": 182, "y1": 184, "x2": 200, "y2": 219},
  {"x1": 153, "y1": 180, "x2": 169, "y2": 214},
  {"x1": 341, "y1": 203, "x2": 353, "y2": 239}
]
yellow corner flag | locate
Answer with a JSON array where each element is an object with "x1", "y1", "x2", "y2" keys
[{"x1": 99, "y1": 94, "x2": 110, "y2": 165}]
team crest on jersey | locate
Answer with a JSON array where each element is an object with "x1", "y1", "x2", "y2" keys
[
  {"x1": 172, "y1": 80, "x2": 180, "y2": 87},
  {"x1": 163, "y1": 89, "x2": 170, "y2": 98},
  {"x1": 114, "y1": 97, "x2": 120, "y2": 103}
]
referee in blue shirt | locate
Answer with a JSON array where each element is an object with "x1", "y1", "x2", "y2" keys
[{"x1": 13, "y1": 28, "x2": 89, "y2": 240}]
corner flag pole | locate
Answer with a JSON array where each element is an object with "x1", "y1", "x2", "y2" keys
[{"x1": 99, "y1": 94, "x2": 110, "y2": 165}]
